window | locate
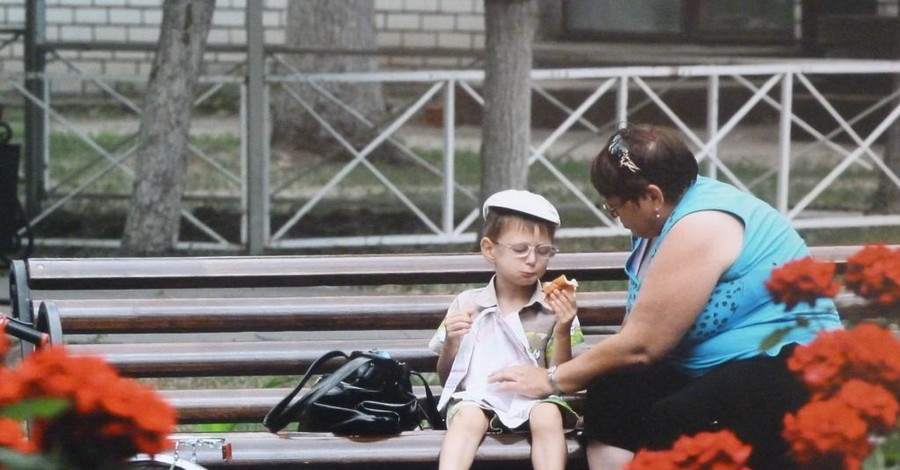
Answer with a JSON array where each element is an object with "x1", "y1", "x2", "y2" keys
[{"x1": 564, "y1": 0, "x2": 796, "y2": 43}]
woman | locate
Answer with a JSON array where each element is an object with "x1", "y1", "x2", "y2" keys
[{"x1": 488, "y1": 124, "x2": 842, "y2": 470}]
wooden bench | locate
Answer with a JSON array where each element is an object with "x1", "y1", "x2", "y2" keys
[{"x1": 6, "y1": 245, "x2": 874, "y2": 469}]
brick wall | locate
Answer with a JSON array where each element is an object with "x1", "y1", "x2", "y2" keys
[
  {"x1": 0, "y1": 1, "x2": 894, "y2": 91},
  {"x1": 0, "y1": 0, "x2": 487, "y2": 78}
]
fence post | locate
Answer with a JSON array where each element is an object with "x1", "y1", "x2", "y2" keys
[
  {"x1": 245, "y1": 0, "x2": 269, "y2": 254},
  {"x1": 24, "y1": 0, "x2": 47, "y2": 218}
]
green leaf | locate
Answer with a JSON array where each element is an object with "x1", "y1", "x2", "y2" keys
[
  {"x1": 0, "y1": 447, "x2": 60, "y2": 470},
  {"x1": 195, "y1": 422, "x2": 238, "y2": 432},
  {"x1": 0, "y1": 398, "x2": 70, "y2": 420},
  {"x1": 759, "y1": 327, "x2": 793, "y2": 352}
]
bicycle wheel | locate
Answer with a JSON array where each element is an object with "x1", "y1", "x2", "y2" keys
[{"x1": 126, "y1": 454, "x2": 209, "y2": 470}]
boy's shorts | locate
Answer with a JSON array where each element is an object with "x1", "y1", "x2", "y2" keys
[{"x1": 446, "y1": 396, "x2": 579, "y2": 433}]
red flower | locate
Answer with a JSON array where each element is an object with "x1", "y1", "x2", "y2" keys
[
  {"x1": 835, "y1": 379, "x2": 899, "y2": 435},
  {"x1": 12, "y1": 346, "x2": 176, "y2": 466},
  {"x1": 766, "y1": 257, "x2": 840, "y2": 310},
  {"x1": 0, "y1": 367, "x2": 24, "y2": 406},
  {"x1": 624, "y1": 430, "x2": 752, "y2": 470},
  {"x1": 783, "y1": 398, "x2": 872, "y2": 470},
  {"x1": 0, "y1": 418, "x2": 32, "y2": 453},
  {"x1": 787, "y1": 323, "x2": 900, "y2": 399},
  {"x1": 625, "y1": 448, "x2": 678, "y2": 470},
  {"x1": 844, "y1": 244, "x2": 900, "y2": 307}
]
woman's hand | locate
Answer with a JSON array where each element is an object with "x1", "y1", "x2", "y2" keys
[{"x1": 488, "y1": 364, "x2": 554, "y2": 398}]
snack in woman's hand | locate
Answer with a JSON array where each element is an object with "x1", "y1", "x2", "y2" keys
[{"x1": 542, "y1": 274, "x2": 578, "y2": 294}]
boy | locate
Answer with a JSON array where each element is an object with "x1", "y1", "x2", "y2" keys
[{"x1": 429, "y1": 189, "x2": 583, "y2": 470}]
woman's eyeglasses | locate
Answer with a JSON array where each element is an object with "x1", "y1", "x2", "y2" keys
[
  {"x1": 609, "y1": 133, "x2": 641, "y2": 173},
  {"x1": 600, "y1": 201, "x2": 624, "y2": 218},
  {"x1": 493, "y1": 242, "x2": 559, "y2": 259}
]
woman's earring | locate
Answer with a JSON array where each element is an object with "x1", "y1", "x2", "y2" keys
[{"x1": 655, "y1": 209, "x2": 660, "y2": 219}]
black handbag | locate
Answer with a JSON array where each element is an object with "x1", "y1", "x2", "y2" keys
[{"x1": 263, "y1": 350, "x2": 444, "y2": 435}]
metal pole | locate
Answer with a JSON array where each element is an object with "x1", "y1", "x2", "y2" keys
[
  {"x1": 24, "y1": 0, "x2": 47, "y2": 217},
  {"x1": 245, "y1": 0, "x2": 269, "y2": 254},
  {"x1": 616, "y1": 76, "x2": 628, "y2": 127},
  {"x1": 442, "y1": 80, "x2": 455, "y2": 237},
  {"x1": 777, "y1": 73, "x2": 793, "y2": 214},
  {"x1": 706, "y1": 75, "x2": 719, "y2": 178}
]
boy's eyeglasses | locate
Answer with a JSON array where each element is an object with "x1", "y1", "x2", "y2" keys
[{"x1": 493, "y1": 242, "x2": 559, "y2": 259}]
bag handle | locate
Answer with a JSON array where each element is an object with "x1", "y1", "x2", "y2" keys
[
  {"x1": 410, "y1": 370, "x2": 445, "y2": 430},
  {"x1": 263, "y1": 350, "x2": 363, "y2": 432}
]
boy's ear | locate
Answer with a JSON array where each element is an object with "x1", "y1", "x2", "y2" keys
[{"x1": 480, "y1": 237, "x2": 496, "y2": 263}]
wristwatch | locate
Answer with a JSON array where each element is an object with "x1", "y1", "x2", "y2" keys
[{"x1": 547, "y1": 365, "x2": 562, "y2": 395}]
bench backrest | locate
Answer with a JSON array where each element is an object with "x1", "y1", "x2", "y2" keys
[
  {"x1": 10, "y1": 251, "x2": 631, "y2": 324},
  {"x1": 9, "y1": 245, "x2": 868, "y2": 324}
]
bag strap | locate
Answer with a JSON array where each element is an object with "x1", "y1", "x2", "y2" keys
[
  {"x1": 263, "y1": 350, "x2": 359, "y2": 432},
  {"x1": 410, "y1": 370, "x2": 445, "y2": 430}
]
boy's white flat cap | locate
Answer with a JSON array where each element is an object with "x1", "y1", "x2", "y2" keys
[{"x1": 482, "y1": 189, "x2": 560, "y2": 226}]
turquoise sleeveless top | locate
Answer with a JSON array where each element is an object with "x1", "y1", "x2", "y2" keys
[{"x1": 624, "y1": 176, "x2": 842, "y2": 377}]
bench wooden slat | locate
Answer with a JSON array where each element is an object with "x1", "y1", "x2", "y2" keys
[
  {"x1": 20, "y1": 245, "x2": 863, "y2": 292},
  {"x1": 69, "y1": 335, "x2": 607, "y2": 378},
  {"x1": 23, "y1": 252, "x2": 630, "y2": 290},
  {"x1": 70, "y1": 338, "x2": 440, "y2": 377},
  {"x1": 162, "y1": 386, "x2": 586, "y2": 424},
  {"x1": 45, "y1": 291, "x2": 629, "y2": 334},
  {"x1": 168, "y1": 431, "x2": 586, "y2": 468}
]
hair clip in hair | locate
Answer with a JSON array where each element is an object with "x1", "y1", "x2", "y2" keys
[
  {"x1": 619, "y1": 154, "x2": 640, "y2": 173},
  {"x1": 609, "y1": 133, "x2": 641, "y2": 173}
]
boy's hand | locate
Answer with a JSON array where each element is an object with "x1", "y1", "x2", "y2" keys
[
  {"x1": 444, "y1": 308, "x2": 475, "y2": 343},
  {"x1": 546, "y1": 289, "x2": 577, "y2": 333}
]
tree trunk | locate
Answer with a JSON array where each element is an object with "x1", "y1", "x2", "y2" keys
[
  {"x1": 120, "y1": 0, "x2": 215, "y2": 256},
  {"x1": 479, "y1": 0, "x2": 536, "y2": 207},
  {"x1": 271, "y1": 0, "x2": 388, "y2": 159}
]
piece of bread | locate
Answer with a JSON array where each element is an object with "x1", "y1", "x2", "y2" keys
[{"x1": 542, "y1": 274, "x2": 578, "y2": 294}]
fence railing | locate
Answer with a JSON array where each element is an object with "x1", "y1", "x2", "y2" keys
[{"x1": 6, "y1": 58, "x2": 900, "y2": 252}]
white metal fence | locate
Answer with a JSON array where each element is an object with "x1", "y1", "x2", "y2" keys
[{"x1": 6, "y1": 58, "x2": 900, "y2": 252}]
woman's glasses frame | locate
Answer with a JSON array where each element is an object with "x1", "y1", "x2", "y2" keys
[{"x1": 600, "y1": 201, "x2": 624, "y2": 218}]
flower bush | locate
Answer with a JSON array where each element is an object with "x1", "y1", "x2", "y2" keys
[
  {"x1": 623, "y1": 430, "x2": 753, "y2": 470},
  {"x1": 627, "y1": 243, "x2": 900, "y2": 470},
  {"x1": 0, "y1": 332, "x2": 176, "y2": 470}
]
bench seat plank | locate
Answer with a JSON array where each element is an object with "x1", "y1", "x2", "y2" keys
[
  {"x1": 162, "y1": 387, "x2": 585, "y2": 424},
  {"x1": 168, "y1": 431, "x2": 585, "y2": 468}
]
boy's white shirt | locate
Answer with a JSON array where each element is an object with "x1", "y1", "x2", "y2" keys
[{"x1": 429, "y1": 276, "x2": 580, "y2": 429}]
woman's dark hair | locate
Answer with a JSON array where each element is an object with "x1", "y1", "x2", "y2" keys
[{"x1": 590, "y1": 124, "x2": 699, "y2": 204}]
